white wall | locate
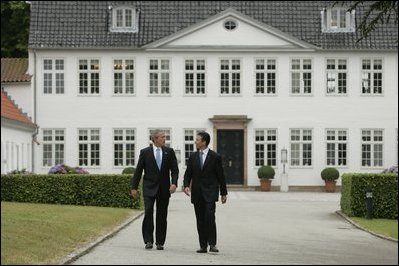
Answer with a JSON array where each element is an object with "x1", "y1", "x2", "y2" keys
[
  {"x1": 1, "y1": 126, "x2": 32, "y2": 174},
  {"x1": 31, "y1": 50, "x2": 398, "y2": 188}
]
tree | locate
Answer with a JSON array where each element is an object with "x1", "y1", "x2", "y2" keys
[
  {"x1": 334, "y1": 1, "x2": 398, "y2": 42},
  {"x1": 1, "y1": 1, "x2": 30, "y2": 58}
]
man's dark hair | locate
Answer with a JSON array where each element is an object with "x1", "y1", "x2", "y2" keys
[{"x1": 197, "y1": 131, "x2": 210, "y2": 146}]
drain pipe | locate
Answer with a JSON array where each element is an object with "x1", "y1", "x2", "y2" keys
[{"x1": 31, "y1": 48, "x2": 39, "y2": 173}]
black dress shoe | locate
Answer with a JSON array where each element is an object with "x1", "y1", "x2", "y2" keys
[
  {"x1": 209, "y1": 245, "x2": 219, "y2": 252},
  {"x1": 156, "y1": 244, "x2": 164, "y2": 250},
  {"x1": 145, "y1": 242, "x2": 153, "y2": 249},
  {"x1": 196, "y1": 248, "x2": 207, "y2": 253}
]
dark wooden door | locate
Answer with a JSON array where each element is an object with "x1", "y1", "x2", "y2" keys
[{"x1": 217, "y1": 130, "x2": 244, "y2": 185}]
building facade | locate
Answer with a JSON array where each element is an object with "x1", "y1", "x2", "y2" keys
[{"x1": 27, "y1": 1, "x2": 398, "y2": 189}]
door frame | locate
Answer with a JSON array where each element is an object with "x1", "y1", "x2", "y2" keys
[{"x1": 209, "y1": 115, "x2": 252, "y2": 187}]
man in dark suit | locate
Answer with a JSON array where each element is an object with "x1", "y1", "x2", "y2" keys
[
  {"x1": 183, "y1": 131, "x2": 227, "y2": 253},
  {"x1": 131, "y1": 129, "x2": 179, "y2": 250}
]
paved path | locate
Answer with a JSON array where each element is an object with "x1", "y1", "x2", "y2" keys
[{"x1": 70, "y1": 191, "x2": 398, "y2": 265}]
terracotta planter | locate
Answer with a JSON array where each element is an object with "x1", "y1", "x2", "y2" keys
[
  {"x1": 260, "y1": 179, "x2": 272, "y2": 191},
  {"x1": 324, "y1": 180, "x2": 337, "y2": 192}
]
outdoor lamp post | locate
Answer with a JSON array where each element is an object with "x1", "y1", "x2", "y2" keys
[
  {"x1": 280, "y1": 148, "x2": 288, "y2": 192},
  {"x1": 366, "y1": 190, "x2": 373, "y2": 219}
]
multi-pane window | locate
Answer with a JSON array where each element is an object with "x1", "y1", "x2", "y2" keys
[
  {"x1": 148, "y1": 129, "x2": 171, "y2": 147},
  {"x1": 326, "y1": 129, "x2": 348, "y2": 166},
  {"x1": 184, "y1": 129, "x2": 205, "y2": 166},
  {"x1": 255, "y1": 129, "x2": 277, "y2": 166},
  {"x1": 220, "y1": 59, "x2": 241, "y2": 95},
  {"x1": 326, "y1": 59, "x2": 348, "y2": 95},
  {"x1": 79, "y1": 59, "x2": 100, "y2": 95},
  {"x1": 78, "y1": 129, "x2": 100, "y2": 166},
  {"x1": 290, "y1": 129, "x2": 313, "y2": 166},
  {"x1": 113, "y1": 129, "x2": 135, "y2": 167},
  {"x1": 149, "y1": 59, "x2": 170, "y2": 95},
  {"x1": 185, "y1": 60, "x2": 206, "y2": 95},
  {"x1": 110, "y1": 7, "x2": 137, "y2": 32},
  {"x1": 362, "y1": 59, "x2": 383, "y2": 94},
  {"x1": 43, "y1": 59, "x2": 64, "y2": 94},
  {"x1": 255, "y1": 59, "x2": 276, "y2": 94},
  {"x1": 291, "y1": 59, "x2": 312, "y2": 95},
  {"x1": 322, "y1": 8, "x2": 355, "y2": 32},
  {"x1": 42, "y1": 129, "x2": 65, "y2": 167},
  {"x1": 113, "y1": 59, "x2": 134, "y2": 94},
  {"x1": 361, "y1": 129, "x2": 384, "y2": 167}
]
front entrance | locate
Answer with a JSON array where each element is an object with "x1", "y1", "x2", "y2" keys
[{"x1": 217, "y1": 130, "x2": 244, "y2": 185}]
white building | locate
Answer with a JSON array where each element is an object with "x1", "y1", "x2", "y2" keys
[{"x1": 27, "y1": 1, "x2": 398, "y2": 190}]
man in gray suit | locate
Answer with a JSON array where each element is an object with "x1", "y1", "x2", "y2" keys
[
  {"x1": 131, "y1": 129, "x2": 179, "y2": 250},
  {"x1": 183, "y1": 131, "x2": 227, "y2": 253}
]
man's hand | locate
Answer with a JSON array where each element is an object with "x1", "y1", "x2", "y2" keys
[
  {"x1": 183, "y1": 186, "x2": 190, "y2": 196},
  {"x1": 131, "y1": 189, "x2": 139, "y2": 200},
  {"x1": 221, "y1": 195, "x2": 227, "y2": 204},
  {"x1": 169, "y1": 184, "x2": 177, "y2": 194}
]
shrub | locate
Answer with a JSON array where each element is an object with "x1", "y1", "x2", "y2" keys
[
  {"x1": 321, "y1": 167, "x2": 340, "y2": 181},
  {"x1": 382, "y1": 166, "x2": 398, "y2": 174},
  {"x1": 8, "y1": 168, "x2": 33, "y2": 175},
  {"x1": 48, "y1": 164, "x2": 89, "y2": 174},
  {"x1": 122, "y1": 167, "x2": 136, "y2": 175},
  {"x1": 257, "y1": 165, "x2": 275, "y2": 179}
]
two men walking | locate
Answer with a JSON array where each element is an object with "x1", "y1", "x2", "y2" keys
[{"x1": 131, "y1": 130, "x2": 228, "y2": 253}]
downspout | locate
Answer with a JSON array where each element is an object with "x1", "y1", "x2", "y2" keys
[{"x1": 31, "y1": 48, "x2": 39, "y2": 173}]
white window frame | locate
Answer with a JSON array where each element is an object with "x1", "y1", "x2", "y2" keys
[
  {"x1": 321, "y1": 8, "x2": 355, "y2": 33},
  {"x1": 254, "y1": 58, "x2": 277, "y2": 95},
  {"x1": 43, "y1": 58, "x2": 65, "y2": 94},
  {"x1": 326, "y1": 58, "x2": 348, "y2": 95},
  {"x1": 325, "y1": 129, "x2": 348, "y2": 167},
  {"x1": 110, "y1": 6, "x2": 138, "y2": 33},
  {"x1": 148, "y1": 59, "x2": 171, "y2": 96},
  {"x1": 361, "y1": 129, "x2": 384, "y2": 168},
  {"x1": 113, "y1": 128, "x2": 135, "y2": 167},
  {"x1": 361, "y1": 58, "x2": 384, "y2": 95},
  {"x1": 290, "y1": 58, "x2": 313, "y2": 95},
  {"x1": 219, "y1": 58, "x2": 242, "y2": 96},
  {"x1": 78, "y1": 59, "x2": 100, "y2": 95},
  {"x1": 255, "y1": 129, "x2": 278, "y2": 167},
  {"x1": 184, "y1": 59, "x2": 206, "y2": 96},
  {"x1": 42, "y1": 129, "x2": 65, "y2": 167},
  {"x1": 113, "y1": 59, "x2": 135, "y2": 95},
  {"x1": 290, "y1": 129, "x2": 313, "y2": 167},
  {"x1": 78, "y1": 129, "x2": 101, "y2": 167}
]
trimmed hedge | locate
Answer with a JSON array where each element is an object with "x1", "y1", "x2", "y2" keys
[
  {"x1": 1, "y1": 174, "x2": 142, "y2": 209},
  {"x1": 257, "y1": 165, "x2": 275, "y2": 179},
  {"x1": 341, "y1": 173, "x2": 398, "y2": 219}
]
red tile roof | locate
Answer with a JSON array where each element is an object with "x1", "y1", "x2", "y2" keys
[
  {"x1": 1, "y1": 90, "x2": 35, "y2": 127},
  {"x1": 1, "y1": 58, "x2": 31, "y2": 83}
]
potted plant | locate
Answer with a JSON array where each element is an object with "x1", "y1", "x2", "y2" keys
[
  {"x1": 321, "y1": 167, "x2": 339, "y2": 192},
  {"x1": 257, "y1": 165, "x2": 275, "y2": 191}
]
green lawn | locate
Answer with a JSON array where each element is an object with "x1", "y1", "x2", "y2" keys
[
  {"x1": 1, "y1": 202, "x2": 139, "y2": 265},
  {"x1": 351, "y1": 217, "x2": 398, "y2": 240}
]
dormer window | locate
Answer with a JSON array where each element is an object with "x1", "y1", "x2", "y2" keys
[
  {"x1": 110, "y1": 6, "x2": 139, "y2": 33},
  {"x1": 321, "y1": 8, "x2": 355, "y2": 33}
]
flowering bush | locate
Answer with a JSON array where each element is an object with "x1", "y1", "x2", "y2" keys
[
  {"x1": 9, "y1": 168, "x2": 34, "y2": 174},
  {"x1": 48, "y1": 164, "x2": 89, "y2": 174},
  {"x1": 382, "y1": 166, "x2": 398, "y2": 174}
]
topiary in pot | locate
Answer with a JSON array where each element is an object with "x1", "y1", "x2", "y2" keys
[
  {"x1": 321, "y1": 167, "x2": 339, "y2": 192},
  {"x1": 257, "y1": 165, "x2": 275, "y2": 191}
]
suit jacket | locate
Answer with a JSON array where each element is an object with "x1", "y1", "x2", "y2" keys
[
  {"x1": 184, "y1": 149, "x2": 227, "y2": 203},
  {"x1": 131, "y1": 145, "x2": 179, "y2": 198}
]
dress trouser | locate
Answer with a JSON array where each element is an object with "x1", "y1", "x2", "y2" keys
[
  {"x1": 143, "y1": 191, "x2": 170, "y2": 245},
  {"x1": 194, "y1": 195, "x2": 217, "y2": 248}
]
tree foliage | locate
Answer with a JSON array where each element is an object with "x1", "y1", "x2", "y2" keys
[
  {"x1": 1, "y1": 1, "x2": 30, "y2": 58},
  {"x1": 334, "y1": 1, "x2": 398, "y2": 42}
]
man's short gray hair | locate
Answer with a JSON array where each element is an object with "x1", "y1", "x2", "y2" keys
[{"x1": 151, "y1": 129, "x2": 165, "y2": 142}]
